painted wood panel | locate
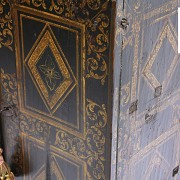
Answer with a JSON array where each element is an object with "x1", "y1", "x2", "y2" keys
[
  {"x1": 0, "y1": 1, "x2": 115, "y2": 179},
  {"x1": 111, "y1": 0, "x2": 180, "y2": 179}
]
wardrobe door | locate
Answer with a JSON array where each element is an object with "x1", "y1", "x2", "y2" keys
[
  {"x1": 0, "y1": 1, "x2": 114, "y2": 179},
  {"x1": 112, "y1": 0, "x2": 180, "y2": 179}
]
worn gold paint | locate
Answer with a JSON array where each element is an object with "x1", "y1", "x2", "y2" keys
[
  {"x1": 16, "y1": 0, "x2": 110, "y2": 84},
  {"x1": 143, "y1": 22, "x2": 178, "y2": 90},
  {"x1": 0, "y1": 0, "x2": 13, "y2": 51},
  {"x1": 112, "y1": 0, "x2": 180, "y2": 179}
]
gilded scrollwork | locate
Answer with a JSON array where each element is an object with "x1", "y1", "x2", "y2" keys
[
  {"x1": 86, "y1": 99, "x2": 107, "y2": 128},
  {"x1": 49, "y1": 0, "x2": 65, "y2": 15},
  {"x1": 86, "y1": 99, "x2": 107, "y2": 179},
  {"x1": 87, "y1": 0, "x2": 101, "y2": 10},
  {"x1": 49, "y1": 0, "x2": 79, "y2": 18},
  {"x1": 1, "y1": 68, "x2": 23, "y2": 176},
  {"x1": 87, "y1": 14, "x2": 109, "y2": 53},
  {"x1": 17, "y1": 0, "x2": 110, "y2": 84},
  {"x1": 32, "y1": 0, "x2": 46, "y2": 9},
  {"x1": 16, "y1": 98, "x2": 107, "y2": 179},
  {"x1": 1, "y1": 68, "x2": 17, "y2": 104},
  {"x1": 19, "y1": 114, "x2": 51, "y2": 141},
  {"x1": 0, "y1": 0, "x2": 13, "y2": 51},
  {"x1": 55, "y1": 131, "x2": 87, "y2": 159},
  {"x1": 18, "y1": 0, "x2": 46, "y2": 9},
  {"x1": 86, "y1": 56, "x2": 107, "y2": 85},
  {"x1": 86, "y1": 13, "x2": 109, "y2": 85},
  {"x1": 55, "y1": 99, "x2": 107, "y2": 179},
  {"x1": 49, "y1": 0, "x2": 106, "y2": 18}
]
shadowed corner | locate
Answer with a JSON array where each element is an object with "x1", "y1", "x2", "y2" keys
[
  {"x1": 0, "y1": 101, "x2": 15, "y2": 179},
  {"x1": 10, "y1": 135, "x2": 24, "y2": 177},
  {"x1": 0, "y1": 99, "x2": 27, "y2": 178}
]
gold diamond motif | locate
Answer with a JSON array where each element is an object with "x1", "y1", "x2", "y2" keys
[
  {"x1": 27, "y1": 25, "x2": 77, "y2": 112},
  {"x1": 143, "y1": 22, "x2": 178, "y2": 90}
]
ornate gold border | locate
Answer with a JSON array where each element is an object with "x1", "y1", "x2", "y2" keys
[{"x1": 113, "y1": 1, "x2": 180, "y2": 179}]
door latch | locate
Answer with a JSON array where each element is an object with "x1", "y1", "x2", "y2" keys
[{"x1": 120, "y1": 18, "x2": 129, "y2": 30}]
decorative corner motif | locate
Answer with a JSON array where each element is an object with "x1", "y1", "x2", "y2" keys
[
  {"x1": 0, "y1": 0, "x2": 13, "y2": 51},
  {"x1": 54, "y1": 99, "x2": 108, "y2": 179},
  {"x1": 19, "y1": 113, "x2": 51, "y2": 141},
  {"x1": 86, "y1": 55, "x2": 108, "y2": 85},
  {"x1": 0, "y1": 68, "x2": 17, "y2": 104},
  {"x1": 86, "y1": 99, "x2": 107, "y2": 128},
  {"x1": 86, "y1": 13, "x2": 109, "y2": 85}
]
